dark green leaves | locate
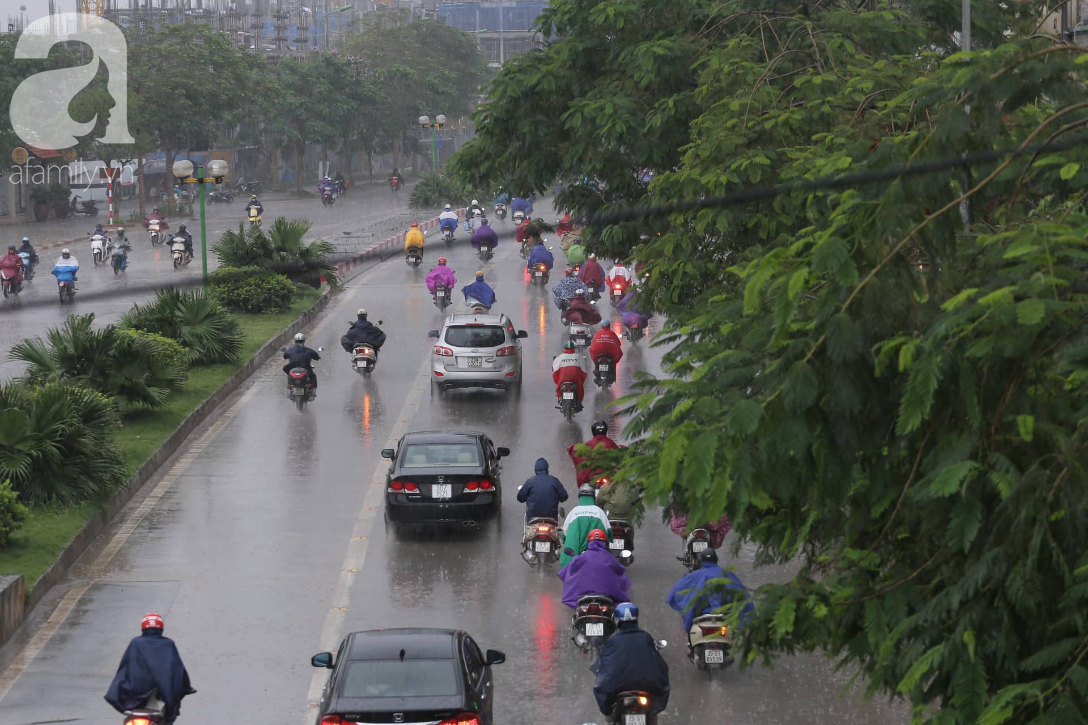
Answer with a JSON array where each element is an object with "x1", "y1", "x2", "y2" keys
[{"x1": 783, "y1": 361, "x2": 819, "y2": 413}]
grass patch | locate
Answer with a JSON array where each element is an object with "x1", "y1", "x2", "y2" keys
[{"x1": 0, "y1": 286, "x2": 324, "y2": 590}]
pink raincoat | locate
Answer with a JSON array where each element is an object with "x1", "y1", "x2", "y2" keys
[
  {"x1": 670, "y1": 511, "x2": 731, "y2": 549},
  {"x1": 425, "y1": 265, "x2": 457, "y2": 294}
]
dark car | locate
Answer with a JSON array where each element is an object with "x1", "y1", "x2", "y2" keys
[
  {"x1": 312, "y1": 628, "x2": 506, "y2": 725},
  {"x1": 382, "y1": 431, "x2": 509, "y2": 524}
]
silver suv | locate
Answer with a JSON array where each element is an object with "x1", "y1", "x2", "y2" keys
[{"x1": 428, "y1": 313, "x2": 528, "y2": 396}]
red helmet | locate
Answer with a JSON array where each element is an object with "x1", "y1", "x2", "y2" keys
[
  {"x1": 564, "y1": 267, "x2": 574, "y2": 275},
  {"x1": 141, "y1": 613, "x2": 164, "y2": 630},
  {"x1": 438, "y1": 257, "x2": 447, "y2": 265},
  {"x1": 411, "y1": 221, "x2": 420, "y2": 227},
  {"x1": 587, "y1": 529, "x2": 608, "y2": 542}
]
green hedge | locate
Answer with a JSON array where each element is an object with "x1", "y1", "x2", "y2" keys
[
  {"x1": 0, "y1": 480, "x2": 28, "y2": 548},
  {"x1": 209, "y1": 266, "x2": 297, "y2": 314}
]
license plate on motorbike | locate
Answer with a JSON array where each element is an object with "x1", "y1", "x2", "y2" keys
[
  {"x1": 704, "y1": 648, "x2": 726, "y2": 664},
  {"x1": 432, "y1": 484, "x2": 452, "y2": 499},
  {"x1": 609, "y1": 539, "x2": 625, "y2": 550},
  {"x1": 692, "y1": 541, "x2": 709, "y2": 552},
  {"x1": 562, "y1": 391, "x2": 575, "y2": 400},
  {"x1": 534, "y1": 271, "x2": 543, "y2": 277},
  {"x1": 585, "y1": 623, "x2": 604, "y2": 637},
  {"x1": 534, "y1": 541, "x2": 551, "y2": 553},
  {"x1": 599, "y1": 364, "x2": 610, "y2": 371},
  {"x1": 625, "y1": 716, "x2": 646, "y2": 725},
  {"x1": 576, "y1": 338, "x2": 587, "y2": 346}
]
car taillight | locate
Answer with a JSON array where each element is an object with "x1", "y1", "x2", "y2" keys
[
  {"x1": 496, "y1": 345, "x2": 517, "y2": 357},
  {"x1": 465, "y1": 481, "x2": 480, "y2": 492},
  {"x1": 403, "y1": 482, "x2": 418, "y2": 493},
  {"x1": 700, "y1": 625, "x2": 729, "y2": 636},
  {"x1": 438, "y1": 715, "x2": 479, "y2": 725},
  {"x1": 434, "y1": 345, "x2": 453, "y2": 356},
  {"x1": 320, "y1": 717, "x2": 343, "y2": 725},
  {"x1": 390, "y1": 481, "x2": 404, "y2": 492},
  {"x1": 479, "y1": 479, "x2": 494, "y2": 491}
]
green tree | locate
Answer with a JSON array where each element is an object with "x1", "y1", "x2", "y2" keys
[
  {"x1": 213, "y1": 217, "x2": 341, "y2": 291},
  {"x1": 120, "y1": 289, "x2": 243, "y2": 365}
]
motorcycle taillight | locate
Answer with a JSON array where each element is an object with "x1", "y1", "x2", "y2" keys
[
  {"x1": 700, "y1": 625, "x2": 728, "y2": 636},
  {"x1": 586, "y1": 603, "x2": 601, "y2": 615}
]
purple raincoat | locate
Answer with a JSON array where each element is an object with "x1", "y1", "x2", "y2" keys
[
  {"x1": 557, "y1": 540, "x2": 631, "y2": 608},
  {"x1": 426, "y1": 265, "x2": 457, "y2": 293}
]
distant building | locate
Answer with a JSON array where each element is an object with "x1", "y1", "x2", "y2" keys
[
  {"x1": 438, "y1": 1, "x2": 547, "y2": 64},
  {"x1": 1041, "y1": 0, "x2": 1088, "y2": 45}
]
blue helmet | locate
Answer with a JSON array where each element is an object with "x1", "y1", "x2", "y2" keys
[{"x1": 613, "y1": 602, "x2": 639, "y2": 626}]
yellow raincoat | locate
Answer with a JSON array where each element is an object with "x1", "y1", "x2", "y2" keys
[{"x1": 404, "y1": 227, "x2": 425, "y2": 252}]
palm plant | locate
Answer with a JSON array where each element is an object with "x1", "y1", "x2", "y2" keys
[
  {"x1": 408, "y1": 171, "x2": 489, "y2": 211},
  {"x1": 0, "y1": 382, "x2": 128, "y2": 504},
  {"x1": 11, "y1": 314, "x2": 187, "y2": 412},
  {"x1": 120, "y1": 288, "x2": 243, "y2": 365},
  {"x1": 213, "y1": 217, "x2": 342, "y2": 291}
]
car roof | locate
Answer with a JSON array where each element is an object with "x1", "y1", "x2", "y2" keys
[
  {"x1": 444, "y1": 313, "x2": 508, "y2": 326},
  {"x1": 402, "y1": 431, "x2": 484, "y2": 445},
  {"x1": 347, "y1": 628, "x2": 460, "y2": 661}
]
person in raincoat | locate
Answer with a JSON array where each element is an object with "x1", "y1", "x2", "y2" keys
[
  {"x1": 566, "y1": 238, "x2": 588, "y2": 267},
  {"x1": 462, "y1": 271, "x2": 497, "y2": 310},
  {"x1": 552, "y1": 267, "x2": 583, "y2": 311},
  {"x1": 527, "y1": 240, "x2": 554, "y2": 271},
  {"x1": 403, "y1": 222, "x2": 425, "y2": 255},
  {"x1": 560, "y1": 483, "x2": 612, "y2": 568},
  {"x1": 105, "y1": 613, "x2": 195, "y2": 724},
  {"x1": 592, "y1": 603, "x2": 670, "y2": 717},
  {"x1": 666, "y1": 548, "x2": 754, "y2": 632},
  {"x1": 562, "y1": 290, "x2": 602, "y2": 326},
  {"x1": 511, "y1": 194, "x2": 533, "y2": 216},
  {"x1": 568, "y1": 419, "x2": 621, "y2": 485},
  {"x1": 670, "y1": 508, "x2": 732, "y2": 550},
  {"x1": 618, "y1": 287, "x2": 652, "y2": 331},
  {"x1": 597, "y1": 478, "x2": 642, "y2": 521},
  {"x1": 579, "y1": 253, "x2": 606, "y2": 293},
  {"x1": 557, "y1": 529, "x2": 631, "y2": 608},
  {"x1": 471, "y1": 218, "x2": 499, "y2": 250},
  {"x1": 425, "y1": 257, "x2": 457, "y2": 297},
  {"x1": 517, "y1": 457, "x2": 569, "y2": 523}
]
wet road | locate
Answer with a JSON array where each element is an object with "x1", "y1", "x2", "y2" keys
[
  {"x1": 0, "y1": 202, "x2": 904, "y2": 725},
  {"x1": 0, "y1": 184, "x2": 420, "y2": 379}
]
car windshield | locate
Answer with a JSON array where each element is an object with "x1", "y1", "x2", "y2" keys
[
  {"x1": 444, "y1": 325, "x2": 506, "y2": 348},
  {"x1": 402, "y1": 443, "x2": 482, "y2": 468},
  {"x1": 340, "y1": 659, "x2": 460, "y2": 698}
]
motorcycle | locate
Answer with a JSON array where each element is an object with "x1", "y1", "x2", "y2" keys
[
  {"x1": 248, "y1": 207, "x2": 262, "y2": 228},
  {"x1": 624, "y1": 323, "x2": 645, "y2": 345},
  {"x1": 571, "y1": 594, "x2": 615, "y2": 652},
  {"x1": 610, "y1": 282, "x2": 627, "y2": 307},
  {"x1": 17, "y1": 252, "x2": 34, "y2": 281},
  {"x1": 91, "y1": 234, "x2": 109, "y2": 265},
  {"x1": 512, "y1": 209, "x2": 526, "y2": 225},
  {"x1": 208, "y1": 188, "x2": 235, "y2": 203},
  {"x1": 688, "y1": 613, "x2": 732, "y2": 671},
  {"x1": 147, "y1": 219, "x2": 164, "y2": 246},
  {"x1": 53, "y1": 267, "x2": 76, "y2": 304},
  {"x1": 111, "y1": 243, "x2": 129, "y2": 275},
  {"x1": 70, "y1": 194, "x2": 100, "y2": 216},
  {"x1": 389, "y1": 176, "x2": 401, "y2": 193},
  {"x1": 336, "y1": 179, "x2": 347, "y2": 195},
  {"x1": 351, "y1": 343, "x2": 378, "y2": 375},
  {"x1": 443, "y1": 225, "x2": 455, "y2": 246},
  {"x1": 520, "y1": 239, "x2": 532, "y2": 259},
  {"x1": 405, "y1": 245, "x2": 422, "y2": 268},
  {"x1": 679, "y1": 527, "x2": 713, "y2": 572},
  {"x1": 569, "y1": 322, "x2": 591, "y2": 349},
  {"x1": 235, "y1": 179, "x2": 261, "y2": 195},
  {"x1": 530, "y1": 263, "x2": 550, "y2": 286},
  {"x1": 477, "y1": 241, "x2": 493, "y2": 262},
  {"x1": 586, "y1": 286, "x2": 601, "y2": 304},
  {"x1": 285, "y1": 346, "x2": 322, "y2": 410},
  {"x1": 321, "y1": 187, "x2": 335, "y2": 207},
  {"x1": 171, "y1": 236, "x2": 192, "y2": 269},
  {"x1": 433, "y1": 284, "x2": 452, "y2": 313},
  {"x1": 1, "y1": 267, "x2": 22, "y2": 298},
  {"x1": 594, "y1": 354, "x2": 616, "y2": 389},
  {"x1": 122, "y1": 706, "x2": 165, "y2": 725},
  {"x1": 495, "y1": 202, "x2": 507, "y2": 221},
  {"x1": 608, "y1": 517, "x2": 634, "y2": 566},
  {"x1": 521, "y1": 515, "x2": 562, "y2": 566},
  {"x1": 557, "y1": 380, "x2": 579, "y2": 422},
  {"x1": 609, "y1": 690, "x2": 661, "y2": 725}
]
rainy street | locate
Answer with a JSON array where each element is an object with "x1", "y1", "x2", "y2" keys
[{"x1": 0, "y1": 200, "x2": 904, "y2": 725}]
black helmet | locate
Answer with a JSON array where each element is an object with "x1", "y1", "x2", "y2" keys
[
  {"x1": 591, "y1": 419, "x2": 608, "y2": 436},
  {"x1": 698, "y1": 548, "x2": 719, "y2": 564},
  {"x1": 578, "y1": 482, "x2": 596, "y2": 497}
]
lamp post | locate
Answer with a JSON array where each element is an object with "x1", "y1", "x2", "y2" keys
[
  {"x1": 323, "y1": 4, "x2": 352, "y2": 49},
  {"x1": 172, "y1": 158, "x2": 229, "y2": 286},
  {"x1": 418, "y1": 114, "x2": 447, "y2": 174}
]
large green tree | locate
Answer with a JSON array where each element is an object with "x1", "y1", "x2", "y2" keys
[{"x1": 457, "y1": 2, "x2": 1088, "y2": 724}]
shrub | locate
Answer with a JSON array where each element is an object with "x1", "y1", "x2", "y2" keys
[
  {"x1": 209, "y1": 266, "x2": 297, "y2": 313},
  {"x1": 0, "y1": 383, "x2": 128, "y2": 504},
  {"x1": 11, "y1": 314, "x2": 188, "y2": 412},
  {"x1": 213, "y1": 218, "x2": 341, "y2": 291},
  {"x1": 120, "y1": 288, "x2": 243, "y2": 365},
  {"x1": 0, "y1": 479, "x2": 28, "y2": 548},
  {"x1": 408, "y1": 171, "x2": 489, "y2": 211}
]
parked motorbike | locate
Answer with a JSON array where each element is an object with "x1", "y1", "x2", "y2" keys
[
  {"x1": 530, "y1": 263, "x2": 550, "y2": 286},
  {"x1": 111, "y1": 243, "x2": 129, "y2": 275},
  {"x1": 70, "y1": 195, "x2": 100, "y2": 216},
  {"x1": 477, "y1": 241, "x2": 493, "y2": 263},
  {"x1": 521, "y1": 516, "x2": 562, "y2": 566},
  {"x1": 608, "y1": 517, "x2": 634, "y2": 566},
  {"x1": 679, "y1": 527, "x2": 713, "y2": 572},
  {"x1": 405, "y1": 245, "x2": 422, "y2": 268},
  {"x1": 624, "y1": 323, "x2": 645, "y2": 345},
  {"x1": 557, "y1": 380, "x2": 579, "y2": 422},
  {"x1": 235, "y1": 179, "x2": 261, "y2": 195},
  {"x1": 147, "y1": 219, "x2": 164, "y2": 246},
  {"x1": 688, "y1": 613, "x2": 732, "y2": 671},
  {"x1": 571, "y1": 594, "x2": 615, "y2": 652},
  {"x1": 171, "y1": 236, "x2": 192, "y2": 269},
  {"x1": 495, "y1": 202, "x2": 507, "y2": 221},
  {"x1": 208, "y1": 188, "x2": 235, "y2": 203},
  {"x1": 284, "y1": 346, "x2": 322, "y2": 410},
  {"x1": 91, "y1": 234, "x2": 108, "y2": 265},
  {"x1": 248, "y1": 207, "x2": 262, "y2": 228},
  {"x1": 351, "y1": 343, "x2": 378, "y2": 375},
  {"x1": 433, "y1": 284, "x2": 452, "y2": 313},
  {"x1": 594, "y1": 354, "x2": 616, "y2": 389},
  {"x1": 389, "y1": 176, "x2": 400, "y2": 193},
  {"x1": 321, "y1": 188, "x2": 335, "y2": 207}
]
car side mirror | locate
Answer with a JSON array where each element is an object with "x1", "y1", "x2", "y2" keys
[
  {"x1": 516, "y1": 330, "x2": 528, "y2": 339},
  {"x1": 485, "y1": 649, "x2": 506, "y2": 666},
  {"x1": 311, "y1": 652, "x2": 334, "y2": 669},
  {"x1": 427, "y1": 329, "x2": 440, "y2": 338},
  {"x1": 381, "y1": 448, "x2": 395, "y2": 459},
  {"x1": 497, "y1": 447, "x2": 510, "y2": 458}
]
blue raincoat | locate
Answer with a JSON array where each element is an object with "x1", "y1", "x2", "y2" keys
[
  {"x1": 557, "y1": 540, "x2": 631, "y2": 608},
  {"x1": 666, "y1": 563, "x2": 754, "y2": 630},
  {"x1": 517, "y1": 458, "x2": 568, "y2": 520},
  {"x1": 511, "y1": 196, "x2": 532, "y2": 214},
  {"x1": 105, "y1": 630, "x2": 195, "y2": 724},
  {"x1": 551, "y1": 275, "x2": 583, "y2": 310},
  {"x1": 527, "y1": 244, "x2": 554, "y2": 270},
  {"x1": 461, "y1": 276, "x2": 496, "y2": 309}
]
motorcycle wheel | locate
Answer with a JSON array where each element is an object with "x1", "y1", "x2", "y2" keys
[
  {"x1": 173, "y1": 256, "x2": 181, "y2": 269},
  {"x1": 295, "y1": 394, "x2": 306, "y2": 412},
  {"x1": 2, "y1": 283, "x2": 8, "y2": 299},
  {"x1": 114, "y1": 264, "x2": 120, "y2": 275},
  {"x1": 562, "y1": 399, "x2": 574, "y2": 423},
  {"x1": 90, "y1": 207, "x2": 99, "y2": 216}
]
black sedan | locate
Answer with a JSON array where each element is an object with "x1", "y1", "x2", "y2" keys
[
  {"x1": 382, "y1": 431, "x2": 509, "y2": 524},
  {"x1": 311, "y1": 628, "x2": 506, "y2": 725}
]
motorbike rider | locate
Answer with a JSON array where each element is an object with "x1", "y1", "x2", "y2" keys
[
  {"x1": 569, "y1": 419, "x2": 622, "y2": 485},
  {"x1": 667, "y1": 548, "x2": 754, "y2": 637},
  {"x1": 563, "y1": 289, "x2": 602, "y2": 326},
  {"x1": 471, "y1": 217, "x2": 499, "y2": 251},
  {"x1": 579, "y1": 253, "x2": 606, "y2": 294},
  {"x1": 494, "y1": 187, "x2": 510, "y2": 206},
  {"x1": 558, "y1": 529, "x2": 631, "y2": 608},
  {"x1": 669, "y1": 496, "x2": 732, "y2": 554},
  {"x1": 425, "y1": 258, "x2": 458, "y2": 301},
  {"x1": 53, "y1": 248, "x2": 79, "y2": 284},
  {"x1": 518, "y1": 458, "x2": 569, "y2": 523},
  {"x1": 340, "y1": 308, "x2": 387, "y2": 353},
  {"x1": 552, "y1": 337, "x2": 589, "y2": 414},
  {"x1": 438, "y1": 204, "x2": 459, "y2": 236},
  {"x1": 566, "y1": 237, "x2": 588, "y2": 267},
  {"x1": 590, "y1": 319, "x2": 623, "y2": 365},
  {"x1": 555, "y1": 211, "x2": 574, "y2": 237},
  {"x1": 467, "y1": 198, "x2": 485, "y2": 219},
  {"x1": 404, "y1": 221, "x2": 425, "y2": 258},
  {"x1": 597, "y1": 476, "x2": 642, "y2": 521},
  {"x1": 592, "y1": 603, "x2": 670, "y2": 719},
  {"x1": 172, "y1": 224, "x2": 194, "y2": 259},
  {"x1": 517, "y1": 216, "x2": 552, "y2": 248},
  {"x1": 0, "y1": 244, "x2": 25, "y2": 287},
  {"x1": 17, "y1": 237, "x2": 37, "y2": 269},
  {"x1": 560, "y1": 482, "x2": 613, "y2": 567},
  {"x1": 552, "y1": 267, "x2": 583, "y2": 311},
  {"x1": 390, "y1": 168, "x2": 404, "y2": 187},
  {"x1": 318, "y1": 176, "x2": 335, "y2": 196},
  {"x1": 606, "y1": 259, "x2": 634, "y2": 293},
  {"x1": 618, "y1": 287, "x2": 652, "y2": 331},
  {"x1": 511, "y1": 193, "x2": 532, "y2": 216},
  {"x1": 245, "y1": 194, "x2": 264, "y2": 216},
  {"x1": 334, "y1": 171, "x2": 346, "y2": 192},
  {"x1": 143, "y1": 207, "x2": 165, "y2": 229},
  {"x1": 527, "y1": 239, "x2": 554, "y2": 271},
  {"x1": 462, "y1": 271, "x2": 496, "y2": 311},
  {"x1": 105, "y1": 613, "x2": 196, "y2": 725},
  {"x1": 282, "y1": 332, "x2": 321, "y2": 397}
]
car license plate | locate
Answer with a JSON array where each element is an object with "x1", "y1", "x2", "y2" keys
[
  {"x1": 432, "y1": 484, "x2": 451, "y2": 499},
  {"x1": 563, "y1": 391, "x2": 575, "y2": 400},
  {"x1": 468, "y1": 357, "x2": 482, "y2": 368},
  {"x1": 585, "y1": 622, "x2": 604, "y2": 637},
  {"x1": 534, "y1": 271, "x2": 543, "y2": 277},
  {"x1": 704, "y1": 648, "x2": 725, "y2": 664},
  {"x1": 609, "y1": 539, "x2": 625, "y2": 550},
  {"x1": 625, "y1": 716, "x2": 646, "y2": 725},
  {"x1": 599, "y1": 364, "x2": 610, "y2": 371},
  {"x1": 692, "y1": 541, "x2": 709, "y2": 552},
  {"x1": 534, "y1": 541, "x2": 551, "y2": 553}
]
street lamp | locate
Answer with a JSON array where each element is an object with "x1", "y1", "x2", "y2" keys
[
  {"x1": 418, "y1": 114, "x2": 447, "y2": 174},
  {"x1": 324, "y1": 4, "x2": 352, "y2": 49},
  {"x1": 173, "y1": 158, "x2": 229, "y2": 285}
]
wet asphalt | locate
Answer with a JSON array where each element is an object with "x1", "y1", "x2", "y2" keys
[{"x1": 0, "y1": 199, "x2": 904, "y2": 725}]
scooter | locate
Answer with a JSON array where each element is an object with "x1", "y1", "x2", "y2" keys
[
  {"x1": 586, "y1": 286, "x2": 601, "y2": 304},
  {"x1": 70, "y1": 195, "x2": 100, "y2": 216},
  {"x1": 571, "y1": 594, "x2": 615, "y2": 652},
  {"x1": 624, "y1": 322, "x2": 645, "y2": 345},
  {"x1": 608, "y1": 689, "x2": 662, "y2": 725},
  {"x1": 495, "y1": 202, "x2": 507, "y2": 221},
  {"x1": 91, "y1": 234, "x2": 109, "y2": 265},
  {"x1": 123, "y1": 706, "x2": 165, "y2": 725},
  {"x1": 477, "y1": 241, "x2": 493, "y2": 263},
  {"x1": 111, "y1": 243, "x2": 129, "y2": 275},
  {"x1": 351, "y1": 343, "x2": 378, "y2": 375},
  {"x1": 521, "y1": 516, "x2": 562, "y2": 567},
  {"x1": 433, "y1": 285, "x2": 452, "y2": 313},
  {"x1": 557, "y1": 381, "x2": 580, "y2": 422},
  {"x1": 512, "y1": 209, "x2": 526, "y2": 225},
  {"x1": 530, "y1": 263, "x2": 550, "y2": 286},
  {"x1": 235, "y1": 179, "x2": 261, "y2": 195},
  {"x1": 284, "y1": 347, "x2": 322, "y2": 410},
  {"x1": 520, "y1": 239, "x2": 533, "y2": 260},
  {"x1": 321, "y1": 187, "x2": 335, "y2": 207},
  {"x1": 443, "y1": 225, "x2": 455, "y2": 247},
  {"x1": 17, "y1": 251, "x2": 34, "y2": 281},
  {"x1": 1, "y1": 268, "x2": 22, "y2": 298},
  {"x1": 688, "y1": 613, "x2": 732, "y2": 671},
  {"x1": 610, "y1": 282, "x2": 627, "y2": 307},
  {"x1": 594, "y1": 354, "x2": 616, "y2": 389},
  {"x1": 171, "y1": 236, "x2": 192, "y2": 269},
  {"x1": 389, "y1": 176, "x2": 400, "y2": 193},
  {"x1": 405, "y1": 245, "x2": 422, "y2": 268},
  {"x1": 208, "y1": 188, "x2": 235, "y2": 203},
  {"x1": 52, "y1": 266, "x2": 76, "y2": 304},
  {"x1": 569, "y1": 322, "x2": 591, "y2": 349},
  {"x1": 679, "y1": 528, "x2": 713, "y2": 572},
  {"x1": 147, "y1": 219, "x2": 164, "y2": 246},
  {"x1": 608, "y1": 516, "x2": 634, "y2": 566}
]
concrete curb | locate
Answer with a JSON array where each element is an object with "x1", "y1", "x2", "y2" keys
[
  {"x1": 0, "y1": 286, "x2": 334, "y2": 646},
  {"x1": 334, "y1": 208, "x2": 466, "y2": 278}
]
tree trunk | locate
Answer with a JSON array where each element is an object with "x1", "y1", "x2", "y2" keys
[
  {"x1": 392, "y1": 136, "x2": 401, "y2": 174},
  {"x1": 294, "y1": 142, "x2": 303, "y2": 194},
  {"x1": 366, "y1": 147, "x2": 373, "y2": 184},
  {"x1": 138, "y1": 152, "x2": 146, "y2": 219},
  {"x1": 343, "y1": 135, "x2": 355, "y2": 185}
]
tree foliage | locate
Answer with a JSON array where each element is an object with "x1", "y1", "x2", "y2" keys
[
  {"x1": 120, "y1": 288, "x2": 243, "y2": 365},
  {"x1": 213, "y1": 217, "x2": 341, "y2": 291},
  {"x1": 458, "y1": 1, "x2": 1088, "y2": 723}
]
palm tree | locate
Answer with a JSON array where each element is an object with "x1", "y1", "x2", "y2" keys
[
  {"x1": 214, "y1": 217, "x2": 342, "y2": 291},
  {"x1": 120, "y1": 289, "x2": 243, "y2": 365}
]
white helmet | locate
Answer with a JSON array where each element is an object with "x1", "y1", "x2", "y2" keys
[
  {"x1": 61, "y1": 248, "x2": 70, "y2": 255},
  {"x1": 444, "y1": 203, "x2": 452, "y2": 210},
  {"x1": 294, "y1": 333, "x2": 305, "y2": 343},
  {"x1": 471, "y1": 199, "x2": 479, "y2": 206}
]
